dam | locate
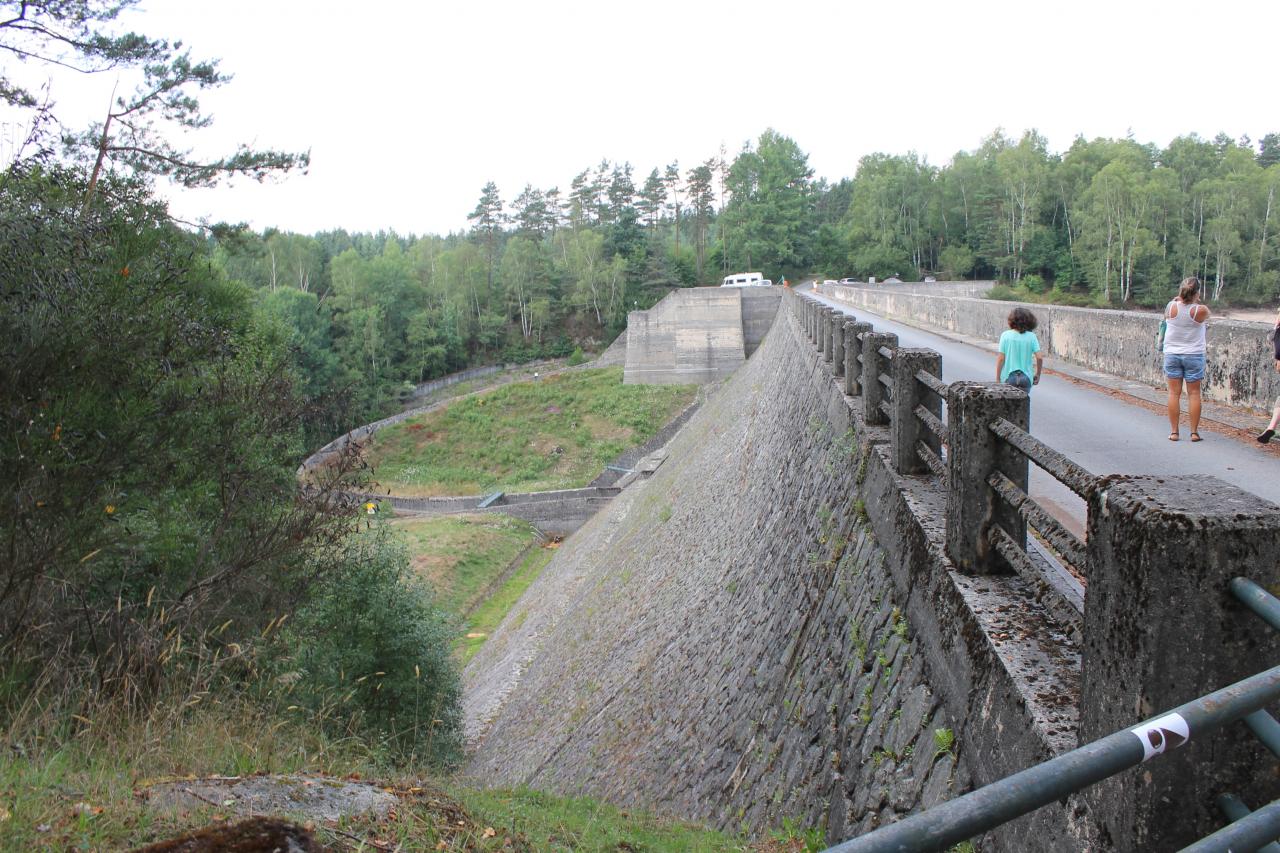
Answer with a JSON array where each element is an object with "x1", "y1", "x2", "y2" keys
[{"x1": 462, "y1": 285, "x2": 1280, "y2": 850}]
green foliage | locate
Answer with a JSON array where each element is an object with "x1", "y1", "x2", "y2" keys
[
  {"x1": 0, "y1": 163, "x2": 357, "y2": 695},
  {"x1": 0, "y1": 0, "x2": 306, "y2": 189},
  {"x1": 768, "y1": 816, "x2": 826, "y2": 852},
  {"x1": 279, "y1": 529, "x2": 463, "y2": 765},
  {"x1": 934, "y1": 727, "x2": 957, "y2": 759},
  {"x1": 567, "y1": 346, "x2": 587, "y2": 366}
]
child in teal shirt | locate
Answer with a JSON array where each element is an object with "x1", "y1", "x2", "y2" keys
[{"x1": 996, "y1": 307, "x2": 1043, "y2": 393}]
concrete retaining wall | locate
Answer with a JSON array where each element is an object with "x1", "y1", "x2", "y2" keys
[
  {"x1": 823, "y1": 283, "x2": 1279, "y2": 410},
  {"x1": 623, "y1": 287, "x2": 781, "y2": 384},
  {"x1": 364, "y1": 486, "x2": 620, "y2": 536}
]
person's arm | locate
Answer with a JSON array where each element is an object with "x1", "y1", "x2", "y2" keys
[
  {"x1": 1192, "y1": 303, "x2": 1210, "y2": 322},
  {"x1": 1033, "y1": 352, "x2": 1044, "y2": 385},
  {"x1": 995, "y1": 352, "x2": 1005, "y2": 382}
]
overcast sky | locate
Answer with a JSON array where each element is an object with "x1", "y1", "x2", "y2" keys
[{"x1": 5, "y1": 0, "x2": 1276, "y2": 236}]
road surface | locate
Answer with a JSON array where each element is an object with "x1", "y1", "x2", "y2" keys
[{"x1": 807, "y1": 291, "x2": 1279, "y2": 534}]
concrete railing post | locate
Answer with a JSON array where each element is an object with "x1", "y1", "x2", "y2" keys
[
  {"x1": 944, "y1": 382, "x2": 1028, "y2": 574},
  {"x1": 807, "y1": 300, "x2": 815, "y2": 341},
  {"x1": 861, "y1": 332, "x2": 897, "y2": 426},
  {"x1": 890, "y1": 348, "x2": 943, "y2": 475},
  {"x1": 844, "y1": 321, "x2": 872, "y2": 397},
  {"x1": 817, "y1": 307, "x2": 829, "y2": 353},
  {"x1": 822, "y1": 309, "x2": 835, "y2": 363},
  {"x1": 832, "y1": 316, "x2": 846, "y2": 378},
  {"x1": 1079, "y1": 476, "x2": 1280, "y2": 849}
]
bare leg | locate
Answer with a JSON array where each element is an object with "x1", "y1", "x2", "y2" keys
[
  {"x1": 1187, "y1": 380, "x2": 1202, "y2": 437},
  {"x1": 1269, "y1": 403, "x2": 1280, "y2": 432},
  {"x1": 1166, "y1": 377, "x2": 1183, "y2": 436}
]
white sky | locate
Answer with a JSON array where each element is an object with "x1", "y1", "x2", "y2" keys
[{"x1": 4, "y1": 0, "x2": 1277, "y2": 236}]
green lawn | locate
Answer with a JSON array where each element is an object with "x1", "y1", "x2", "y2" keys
[{"x1": 365, "y1": 367, "x2": 695, "y2": 496}]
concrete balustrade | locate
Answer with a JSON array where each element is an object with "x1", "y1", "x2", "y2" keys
[
  {"x1": 860, "y1": 332, "x2": 897, "y2": 427},
  {"x1": 832, "y1": 317, "x2": 846, "y2": 378},
  {"x1": 823, "y1": 309, "x2": 836, "y2": 363},
  {"x1": 845, "y1": 321, "x2": 871, "y2": 397},
  {"x1": 1080, "y1": 476, "x2": 1280, "y2": 849},
  {"x1": 944, "y1": 382, "x2": 1029, "y2": 575},
  {"x1": 890, "y1": 348, "x2": 943, "y2": 476}
]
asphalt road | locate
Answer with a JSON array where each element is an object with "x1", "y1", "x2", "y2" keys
[{"x1": 807, "y1": 291, "x2": 1280, "y2": 534}]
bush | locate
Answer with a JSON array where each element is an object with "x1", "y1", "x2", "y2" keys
[
  {"x1": 567, "y1": 347, "x2": 587, "y2": 366},
  {"x1": 277, "y1": 529, "x2": 463, "y2": 766},
  {"x1": 0, "y1": 164, "x2": 361, "y2": 701}
]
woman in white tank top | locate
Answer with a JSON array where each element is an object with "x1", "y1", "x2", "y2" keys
[{"x1": 1163, "y1": 276, "x2": 1210, "y2": 442}]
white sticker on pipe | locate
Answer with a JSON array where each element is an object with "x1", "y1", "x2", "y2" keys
[{"x1": 1130, "y1": 713, "x2": 1190, "y2": 761}]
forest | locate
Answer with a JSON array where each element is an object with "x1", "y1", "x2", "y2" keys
[{"x1": 213, "y1": 128, "x2": 1280, "y2": 435}]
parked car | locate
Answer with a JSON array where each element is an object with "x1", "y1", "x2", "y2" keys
[{"x1": 838, "y1": 277, "x2": 858, "y2": 285}]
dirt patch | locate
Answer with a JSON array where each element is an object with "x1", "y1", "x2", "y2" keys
[
  {"x1": 411, "y1": 552, "x2": 459, "y2": 587},
  {"x1": 139, "y1": 775, "x2": 397, "y2": 823},
  {"x1": 582, "y1": 413, "x2": 633, "y2": 441}
]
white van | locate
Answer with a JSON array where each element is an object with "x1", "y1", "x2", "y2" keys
[{"x1": 721, "y1": 272, "x2": 770, "y2": 287}]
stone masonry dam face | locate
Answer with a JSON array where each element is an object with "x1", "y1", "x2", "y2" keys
[
  {"x1": 464, "y1": 297, "x2": 988, "y2": 843},
  {"x1": 462, "y1": 287, "x2": 1280, "y2": 849}
]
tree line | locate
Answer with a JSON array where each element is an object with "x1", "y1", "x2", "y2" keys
[{"x1": 209, "y1": 128, "x2": 1278, "y2": 438}]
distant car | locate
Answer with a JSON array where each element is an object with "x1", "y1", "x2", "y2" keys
[
  {"x1": 923, "y1": 276, "x2": 937, "y2": 283},
  {"x1": 884, "y1": 276, "x2": 903, "y2": 284},
  {"x1": 838, "y1": 277, "x2": 858, "y2": 285},
  {"x1": 823, "y1": 280, "x2": 838, "y2": 287}
]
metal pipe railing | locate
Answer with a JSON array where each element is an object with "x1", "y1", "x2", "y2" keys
[
  {"x1": 824, "y1": 663, "x2": 1280, "y2": 853},
  {"x1": 1179, "y1": 799, "x2": 1280, "y2": 853},
  {"x1": 1232, "y1": 577, "x2": 1280, "y2": 631}
]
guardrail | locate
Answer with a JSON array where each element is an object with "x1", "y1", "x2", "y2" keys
[
  {"x1": 792, "y1": 288, "x2": 1280, "y2": 848},
  {"x1": 822, "y1": 576, "x2": 1280, "y2": 853}
]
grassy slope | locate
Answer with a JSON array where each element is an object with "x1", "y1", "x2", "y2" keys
[
  {"x1": 0, "y1": 702, "x2": 746, "y2": 851},
  {"x1": 365, "y1": 367, "x2": 696, "y2": 496}
]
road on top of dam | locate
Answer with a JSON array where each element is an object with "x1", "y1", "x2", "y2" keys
[{"x1": 806, "y1": 290, "x2": 1280, "y2": 535}]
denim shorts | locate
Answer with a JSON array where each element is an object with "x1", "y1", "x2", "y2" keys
[
  {"x1": 1005, "y1": 370, "x2": 1032, "y2": 393},
  {"x1": 1163, "y1": 352, "x2": 1206, "y2": 382}
]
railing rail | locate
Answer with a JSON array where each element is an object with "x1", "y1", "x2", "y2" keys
[
  {"x1": 824, "y1": 579, "x2": 1280, "y2": 853},
  {"x1": 989, "y1": 417, "x2": 1099, "y2": 498},
  {"x1": 825, "y1": 661, "x2": 1280, "y2": 853}
]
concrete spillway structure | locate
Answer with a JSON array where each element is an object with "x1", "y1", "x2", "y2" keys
[{"x1": 623, "y1": 286, "x2": 782, "y2": 384}]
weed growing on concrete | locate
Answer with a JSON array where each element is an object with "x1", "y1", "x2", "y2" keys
[
  {"x1": 853, "y1": 499, "x2": 868, "y2": 522},
  {"x1": 893, "y1": 608, "x2": 910, "y2": 640},
  {"x1": 933, "y1": 727, "x2": 957, "y2": 760},
  {"x1": 657, "y1": 504, "x2": 672, "y2": 523},
  {"x1": 769, "y1": 817, "x2": 826, "y2": 853},
  {"x1": 949, "y1": 843, "x2": 977, "y2": 853}
]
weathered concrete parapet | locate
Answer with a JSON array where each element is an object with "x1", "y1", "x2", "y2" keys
[
  {"x1": 944, "y1": 382, "x2": 1028, "y2": 574},
  {"x1": 822, "y1": 308, "x2": 836, "y2": 363},
  {"x1": 1080, "y1": 476, "x2": 1280, "y2": 850},
  {"x1": 861, "y1": 332, "x2": 897, "y2": 426},
  {"x1": 890, "y1": 348, "x2": 942, "y2": 475},
  {"x1": 844, "y1": 321, "x2": 872, "y2": 397},
  {"x1": 832, "y1": 315, "x2": 846, "y2": 378}
]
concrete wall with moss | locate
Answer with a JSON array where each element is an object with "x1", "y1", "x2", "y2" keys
[{"x1": 463, "y1": 294, "x2": 1104, "y2": 849}]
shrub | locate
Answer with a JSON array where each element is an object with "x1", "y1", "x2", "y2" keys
[
  {"x1": 0, "y1": 163, "x2": 361, "y2": 702},
  {"x1": 567, "y1": 346, "x2": 587, "y2": 366},
  {"x1": 277, "y1": 529, "x2": 463, "y2": 766}
]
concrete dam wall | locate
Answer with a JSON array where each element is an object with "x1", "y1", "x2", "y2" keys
[
  {"x1": 463, "y1": 295, "x2": 1099, "y2": 848},
  {"x1": 623, "y1": 287, "x2": 782, "y2": 384},
  {"x1": 822, "y1": 282, "x2": 1280, "y2": 411}
]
